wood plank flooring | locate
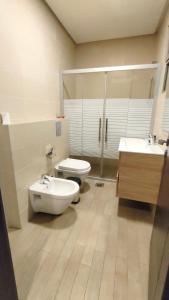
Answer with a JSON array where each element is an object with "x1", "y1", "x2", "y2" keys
[{"x1": 8, "y1": 179, "x2": 154, "y2": 300}]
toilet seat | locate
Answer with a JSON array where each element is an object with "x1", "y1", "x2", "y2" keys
[
  {"x1": 58, "y1": 158, "x2": 90, "y2": 173},
  {"x1": 55, "y1": 158, "x2": 91, "y2": 187}
]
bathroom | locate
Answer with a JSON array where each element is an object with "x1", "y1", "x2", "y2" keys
[{"x1": 0, "y1": 0, "x2": 169, "y2": 299}]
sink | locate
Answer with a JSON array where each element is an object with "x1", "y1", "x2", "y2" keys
[{"x1": 119, "y1": 138, "x2": 165, "y2": 155}]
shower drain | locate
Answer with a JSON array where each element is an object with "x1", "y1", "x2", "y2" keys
[{"x1": 95, "y1": 182, "x2": 104, "y2": 187}]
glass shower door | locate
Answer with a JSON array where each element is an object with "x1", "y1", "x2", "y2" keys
[
  {"x1": 101, "y1": 71, "x2": 131, "y2": 179},
  {"x1": 102, "y1": 69, "x2": 156, "y2": 179},
  {"x1": 63, "y1": 68, "x2": 156, "y2": 180},
  {"x1": 80, "y1": 72, "x2": 106, "y2": 178},
  {"x1": 63, "y1": 74, "x2": 83, "y2": 157},
  {"x1": 63, "y1": 72, "x2": 106, "y2": 178},
  {"x1": 102, "y1": 98, "x2": 129, "y2": 179}
]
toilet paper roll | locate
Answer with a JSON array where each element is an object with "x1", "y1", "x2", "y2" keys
[{"x1": 0, "y1": 112, "x2": 11, "y2": 125}]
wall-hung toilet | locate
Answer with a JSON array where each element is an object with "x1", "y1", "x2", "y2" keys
[
  {"x1": 29, "y1": 176, "x2": 79, "y2": 215},
  {"x1": 55, "y1": 158, "x2": 91, "y2": 187}
]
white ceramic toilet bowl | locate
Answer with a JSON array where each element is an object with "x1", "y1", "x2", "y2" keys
[
  {"x1": 29, "y1": 176, "x2": 79, "y2": 215},
  {"x1": 55, "y1": 158, "x2": 91, "y2": 186}
]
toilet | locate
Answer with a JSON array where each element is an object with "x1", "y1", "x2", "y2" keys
[{"x1": 55, "y1": 158, "x2": 91, "y2": 187}]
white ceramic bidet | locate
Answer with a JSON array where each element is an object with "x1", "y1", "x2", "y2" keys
[{"x1": 29, "y1": 176, "x2": 79, "y2": 215}]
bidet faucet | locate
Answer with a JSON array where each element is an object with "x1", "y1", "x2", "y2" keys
[{"x1": 40, "y1": 174, "x2": 50, "y2": 184}]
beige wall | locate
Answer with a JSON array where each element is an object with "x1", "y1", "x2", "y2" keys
[
  {"x1": 0, "y1": 119, "x2": 69, "y2": 227},
  {"x1": 154, "y1": 7, "x2": 169, "y2": 138},
  {"x1": 0, "y1": 0, "x2": 74, "y2": 226},
  {"x1": 76, "y1": 35, "x2": 157, "y2": 68},
  {"x1": 0, "y1": 126, "x2": 21, "y2": 228},
  {"x1": 0, "y1": 0, "x2": 75, "y2": 123}
]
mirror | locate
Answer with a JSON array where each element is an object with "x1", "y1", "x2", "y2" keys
[{"x1": 162, "y1": 64, "x2": 169, "y2": 132}]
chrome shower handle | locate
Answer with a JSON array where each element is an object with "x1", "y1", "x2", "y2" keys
[
  {"x1": 105, "y1": 118, "x2": 108, "y2": 143},
  {"x1": 98, "y1": 118, "x2": 101, "y2": 142}
]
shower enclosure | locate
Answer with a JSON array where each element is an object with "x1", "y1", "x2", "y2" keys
[{"x1": 61, "y1": 64, "x2": 159, "y2": 180}]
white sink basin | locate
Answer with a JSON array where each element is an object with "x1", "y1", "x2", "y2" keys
[{"x1": 119, "y1": 138, "x2": 165, "y2": 155}]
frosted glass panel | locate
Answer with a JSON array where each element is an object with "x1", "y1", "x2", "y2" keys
[
  {"x1": 103, "y1": 99, "x2": 153, "y2": 159},
  {"x1": 64, "y1": 99, "x2": 82, "y2": 156},
  {"x1": 82, "y1": 99, "x2": 104, "y2": 157},
  {"x1": 162, "y1": 98, "x2": 169, "y2": 132},
  {"x1": 126, "y1": 99, "x2": 153, "y2": 138},
  {"x1": 64, "y1": 98, "x2": 153, "y2": 159},
  {"x1": 103, "y1": 99, "x2": 129, "y2": 159}
]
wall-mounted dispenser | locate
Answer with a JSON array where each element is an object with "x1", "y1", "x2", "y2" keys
[
  {"x1": 45, "y1": 144, "x2": 54, "y2": 158},
  {"x1": 0, "y1": 112, "x2": 11, "y2": 125}
]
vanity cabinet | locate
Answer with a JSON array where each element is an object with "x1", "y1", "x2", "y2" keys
[{"x1": 117, "y1": 138, "x2": 165, "y2": 204}]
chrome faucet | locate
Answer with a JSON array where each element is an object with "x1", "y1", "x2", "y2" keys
[
  {"x1": 40, "y1": 174, "x2": 50, "y2": 184},
  {"x1": 147, "y1": 134, "x2": 153, "y2": 145}
]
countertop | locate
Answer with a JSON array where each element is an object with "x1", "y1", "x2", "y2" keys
[{"x1": 118, "y1": 137, "x2": 165, "y2": 155}]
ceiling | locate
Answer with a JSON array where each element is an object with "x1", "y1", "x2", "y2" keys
[{"x1": 45, "y1": 0, "x2": 168, "y2": 44}]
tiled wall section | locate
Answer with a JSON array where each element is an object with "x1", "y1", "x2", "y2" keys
[
  {"x1": 0, "y1": 126, "x2": 21, "y2": 228},
  {"x1": 0, "y1": 0, "x2": 75, "y2": 123},
  {"x1": 0, "y1": 119, "x2": 69, "y2": 228}
]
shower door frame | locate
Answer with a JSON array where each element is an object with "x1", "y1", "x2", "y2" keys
[{"x1": 60, "y1": 63, "x2": 161, "y2": 181}]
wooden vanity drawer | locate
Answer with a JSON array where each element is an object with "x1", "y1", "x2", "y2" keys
[
  {"x1": 119, "y1": 152, "x2": 163, "y2": 170},
  {"x1": 118, "y1": 177, "x2": 160, "y2": 204},
  {"x1": 117, "y1": 152, "x2": 164, "y2": 204}
]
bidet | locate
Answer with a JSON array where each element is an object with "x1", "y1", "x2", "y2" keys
[{"x1": 29, "y1": 176, "x2": 79, "y2": 215}]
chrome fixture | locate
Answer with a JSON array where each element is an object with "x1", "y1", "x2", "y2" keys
[
  {"x1": 40, "y1": 174, "x2": 50, "y2": 185},
  {"x1": 148, "y1": 134, "x2": 153, "y2": 145},
  {"x1": 46, "y1": 147, "x2": 54, "y2": 158}
]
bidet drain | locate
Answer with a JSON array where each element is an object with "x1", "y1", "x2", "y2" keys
[{"x1": 95, "y1": 182, "x2": 104, "y2": 187}]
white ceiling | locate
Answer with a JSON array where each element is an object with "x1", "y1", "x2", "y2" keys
[{"x1": 45, "y1": 0, "x2": 167, "y2": 44}]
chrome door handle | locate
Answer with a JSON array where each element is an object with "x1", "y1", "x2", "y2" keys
[
  {"x1": 98, "y1": 118, "x2": 101, "y2": 142},
  {"x1": 105, "y1": 118, "x2": 108, "y2": 143}
]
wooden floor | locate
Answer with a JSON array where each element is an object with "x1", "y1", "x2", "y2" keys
[{"x1": 9, "y1": 179, "x2": 154, "y2": 300}]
